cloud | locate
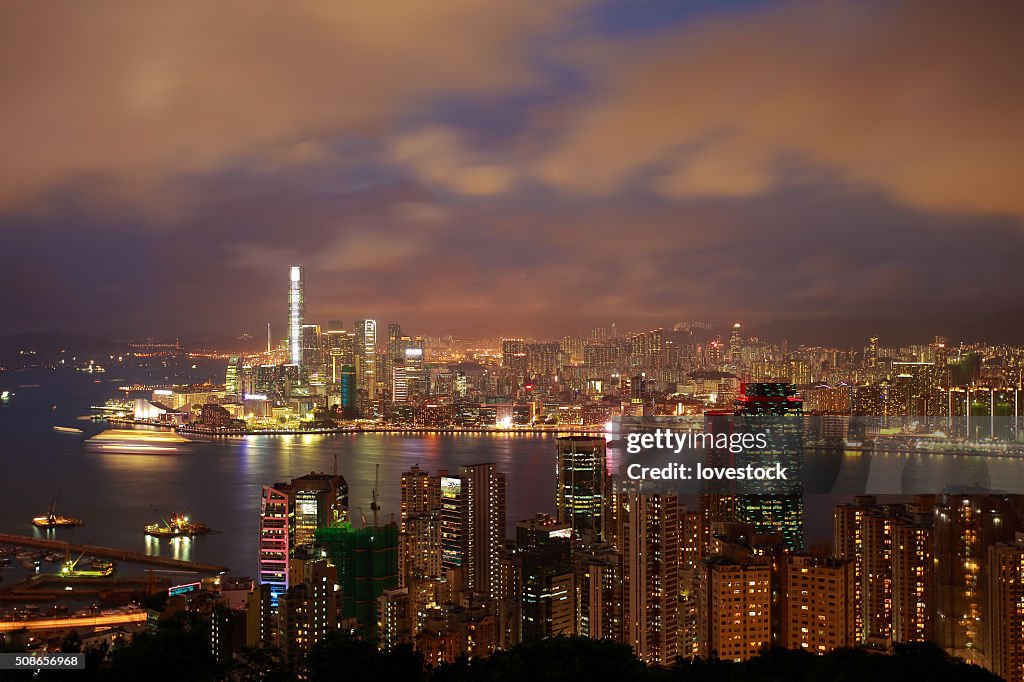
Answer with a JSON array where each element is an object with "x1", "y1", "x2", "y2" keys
[
  {"x1": 0, "y1": 0, "x2": 583, "y2": 214},
  {"x1": 387, "y1": 127, "x2": 519, "y2": 196},
  {"x1": 535, "y1": 0, "x2": 1024, "y2": 217}
]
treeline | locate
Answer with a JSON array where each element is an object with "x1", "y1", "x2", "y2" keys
[{"x1": 0, "y1": 617, "x2": 1003, "y2": 682}]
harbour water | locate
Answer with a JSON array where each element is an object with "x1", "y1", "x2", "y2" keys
[{"x1": 3, "y1": 364, "x2": 1022, "y2": 577}]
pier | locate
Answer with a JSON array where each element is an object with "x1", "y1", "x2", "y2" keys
[{"x1": 0, "y1": 533, "x2": 227, "y2": 573}]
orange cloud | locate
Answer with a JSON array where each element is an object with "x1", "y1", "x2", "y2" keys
[
  {"x1": 0, "y1": 0, "x2": 582, "y2": 213},
  {"x1": 537, "y1": 0, "x2": 1024, "y2": 217}
]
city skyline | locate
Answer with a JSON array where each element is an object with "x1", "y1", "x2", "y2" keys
[{"x1": 2, "y1": 1, "x2": 1024, "y2": 338}]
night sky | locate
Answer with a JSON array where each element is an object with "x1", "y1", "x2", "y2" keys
[{"x1": 1, "y1": 1, "x2": 1022, "y2": 339}]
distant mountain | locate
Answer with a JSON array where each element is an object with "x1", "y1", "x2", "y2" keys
[
  {"x1": 750, "y1": 309, "x2": 1024, "y2": 347},
  {"x1": 181, "y1": 334, "x2": 268, "y2": 353},
  {"x1": 0, "y1": 331, "x2": 118, "y2": 354}
]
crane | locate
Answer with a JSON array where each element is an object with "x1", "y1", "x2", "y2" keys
[{"x1": 370, "y1": 464, "x2": 381, "y2": 528}]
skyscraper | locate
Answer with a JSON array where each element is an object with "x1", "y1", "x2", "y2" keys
[
  {"x1": 555, "y1": 436, "x2": 607, "y2": 541},
  {"x1": 619, "y1": 484, "x2": 682, "y2": 665},
  {"x1": 288, "y1": 265, "x2": 304, "y2": 367},
  {"x1": 259, "y1": 485, "x2": 290, "y2": 606},
  {"x1": 439, "y1": 464, "x2": 506, "y2": 600},
  {"x1": 733, "y1": 382, "x2": 804, "y2": 551},
  {"x1": 258, "y1": 473, "x2": 348, "y2": 607},
  {"x1": 463, "y1": 464, "x2": 507, "y2": 600},
  {"x1": 353, "y1": 319, "x2": 377, "y2": 399},
  {"x1": 728, "y1": 323, "x2": 742, "y2": 363},
  {"x1": 987, "y1": 533, "x2": 1024, "y2": 682},
  {"x1": 400, "y1": 465, "x2": 441, "y2": 531}
]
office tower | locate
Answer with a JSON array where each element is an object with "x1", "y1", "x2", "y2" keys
[
  {"x1": 391, "y1": 363, "x2": 408, "y2": 403},
  {"x1": 697, "y1": 557, "x2": 771, "y2": 662},
  {"x1": 288, "y1": 266, "x2": 304, "y2": 366},
  {"x1": 404, "y1": 341, "x2": 426, "y2": 397},
  {"x1": 987, "y1": 533, "x2": 1024, "y2": 682},
  {"x1": 288, "y1": 473, "x2": 349, "y2": 549},
  {"x1": 340, "y1": 364, "x2": 357, "y2": 417},
  {"x1": 278, "y1": 559, "x2": 338, "y2": 667},
  {"x1": 892, "y1": 520, "x2": 933, "y2": 643},
  {"x1": 780, "y1": 555, "x2": 856, "y2": 653},
  {"x1": 327, "y1": 320, "x2": 344, "y2": 332},
  {"x1": 501, "y1": 339, "x2": 528, "y2": 378},
  {"x1": 259, "y1": 485, "x2": 291, "y2": 606},
  {"x1": 300, "y1": 323, "x2": 323, "y2": 371},
  {"x1": 225, "y1": 356, "x2": 241, "y2": 397},
  {"x1": 728, "y1": 323, "x2": 743, "y2": 363},
  {"x1": 385, "y1": 323, "x2": 402, "y2": 399},
  {"x1": 440, "y1": 474, "x2": 463, "y2": 571},
  {"x1": 734, "y1": 382, "x2": 804, "y2": 551},
  {"x1": 619, "y1": 486, "x2": 681, "y2": 666},
  {"x1": 400, "y1": 465, "x2": 441, "y2": 530},
  {"x1": 513, "y1": 514, "x2": 575, "y2": 642},
  {"x1": 353, "y1": 319, "x2": 377, "y2": 399},
  {"x1": 258, "y1": 473, "x2": 348, "y2": 607},
  {"x1": 555, "y1": 436, "x2": 607, "y2": 541},
  {"x1": 316, "y1": 521, "x2": 399, "y2": 639}
]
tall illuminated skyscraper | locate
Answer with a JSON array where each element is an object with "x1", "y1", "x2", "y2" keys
[
  {"x1": 354, "y1": 319, "x2": 377, "y2": 399},
  {"x1": 555, "y1": 436, "x2": 607, "y2": 540},
  {"x1": 288, "y1": 266, "x2": 304, "y2": 366},
  {"x1": 728, "y1": 323, "x2": 742, "y2": 363},
  {"x1": 733, "y1": 382, "x2": 804, "y2": 551},
  {"x1": 618, "y1": 484, "x2": 682, "y2": 665},
  {"x1": 439, "y1": 464, "x2": 506, "y2": 600}
]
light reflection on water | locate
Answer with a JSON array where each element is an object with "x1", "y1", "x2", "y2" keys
[{"x1": 3, "y1": 368, "x2": 1021, "y2": 577}]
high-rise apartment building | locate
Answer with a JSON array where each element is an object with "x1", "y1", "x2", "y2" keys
[
  {"x1": 697, "y1": 557, "x2": 772, "y2": 662},
  {"x1": 987, "y1": 533, "x2": 1024, "y2": 682},
  {"x1": 619, "y1": 485, "x2": 682, "y2": 666},
  {"x1": 780, "y1": 555, "x2": 856, "y2": 653}
]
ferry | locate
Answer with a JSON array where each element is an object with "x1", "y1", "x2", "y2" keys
[{"x1": 145, "y1": 510, "x2": 210, "y2": 538}]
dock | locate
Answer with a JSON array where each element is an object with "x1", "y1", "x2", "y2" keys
[{"x1": 0, "y1": 533, "x2": 227, "y2": 573}]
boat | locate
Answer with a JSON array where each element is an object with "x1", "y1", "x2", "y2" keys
[
  {"x1": 145, "y1": 508, "x2": 210, "y2": 537},
  {"x1": 32, "y1": 495, "x2": 84, "y2": 529},
  {"x1": 53, "y1": 426, "x2": 83, "y2": 434},
  {"x1": 60, "y1": 552, "x2": 115, "y2": 578}
]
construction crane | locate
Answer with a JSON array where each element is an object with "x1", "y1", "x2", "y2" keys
[
  {"x1": 46, "y1": 494, "x2": 60, "y2": 524},
  {"x1": 370, "y1": 463, "x2": 381, "y2": 528},
  {"x1": 151, "y1": 505, "x2": 172, "y2": 530}
]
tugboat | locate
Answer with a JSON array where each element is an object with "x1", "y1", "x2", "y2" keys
[
  {"x1": 144, "y1": 507, "x2": 210, "y2": 538},
  {"x1": 32, "y1": 495, "x2": 84, "y2": 529}
]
